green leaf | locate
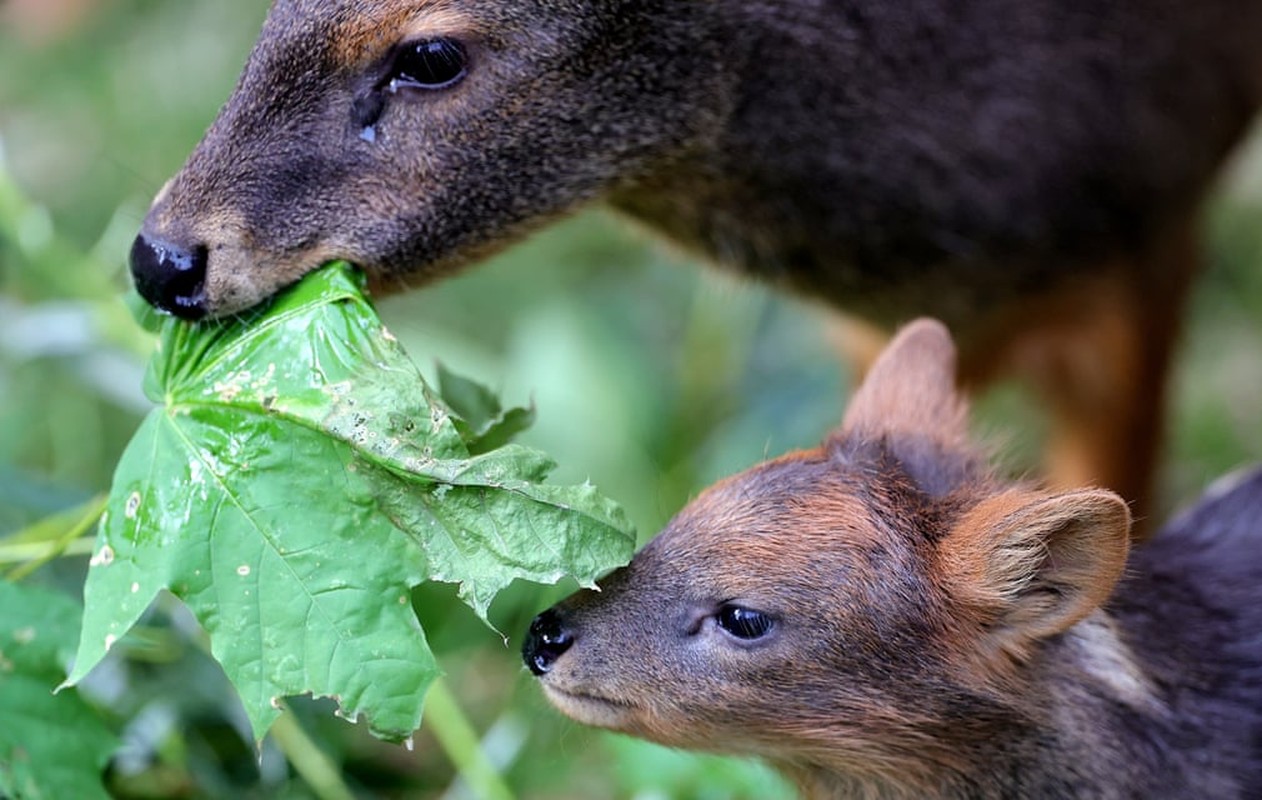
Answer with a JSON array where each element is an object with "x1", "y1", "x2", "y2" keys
[
  {"x1": 0, "y1": 581, "x2": 117, "y2": 800},
  {"x1": 437, "y1": 362, "x2": 506, "y2": 433},
  {"x1": 66, "y1": 262, "x2": 635, "y2": 742},
  {"x1": 437, "y1": 362, "x2": 537, "y2": 455}
]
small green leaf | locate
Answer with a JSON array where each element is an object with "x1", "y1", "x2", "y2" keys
[
  {"x1": 437, "y1": 362, "x2": 506, "y2": 432},
  {"x1": 123, "y1": 288, "x2": 166, "y2": 334},
  {"x1": 437, "y1": 362, "x2": 537, "y2": 455},
  {"x1": 67, "y1": 262, "x2": 635, "y2": 742},
  {"x1": 0, "y1": 582, "x2": 117, "y2": 800}
]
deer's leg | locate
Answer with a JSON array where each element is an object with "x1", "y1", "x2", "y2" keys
[{"x1": 958, "y1": 225, "x2": 1200, "y2": 537}]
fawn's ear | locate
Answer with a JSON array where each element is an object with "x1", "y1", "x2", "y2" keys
[
  {"x1": 839, "y1": 318, "x2": 968, "y2": 446},
  {"x1": 941, "y1": 489, "x2": 1131, "y2": 657}
]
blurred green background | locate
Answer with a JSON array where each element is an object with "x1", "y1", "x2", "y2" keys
[{"x1": 1, "y1": 1, "x2": 1260, "y2": 798}]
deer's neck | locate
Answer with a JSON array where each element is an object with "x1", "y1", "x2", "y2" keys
[{"x1": 781, "y1": 613, "x2": 1169, "y2": 799}]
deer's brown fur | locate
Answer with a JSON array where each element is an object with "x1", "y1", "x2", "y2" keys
[
  {"x1": 525, "y1": 320, "x2": 1262, "y2": 799},
  {"x1": 134, "y1": 0, "x2": 1262, "y2": 522}
]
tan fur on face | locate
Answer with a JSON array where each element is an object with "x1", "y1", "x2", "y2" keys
[{"x1": 330, "y1": 1, "x2": 485, "y2": 69}]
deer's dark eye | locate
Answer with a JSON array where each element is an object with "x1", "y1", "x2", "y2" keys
[
  {"x1": 716, "y1": 605, "x2": 774, "y2": 640},
  {"x1": 388, "y1": 39, "x2": 468, "y2": 90}
]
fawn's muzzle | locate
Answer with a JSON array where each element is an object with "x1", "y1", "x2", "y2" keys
[
  {"x1": 130, "y1": 232, "x2": 210, "y2": 320},
  {"x1": 522, "y1": 609, "x2": 575, "y2": 676}
]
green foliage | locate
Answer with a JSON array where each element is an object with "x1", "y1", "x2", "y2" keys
[
  {"x1": 437, "y1": 362, "x2": 538, "y2": 455},
  {"x1": 67, "y1": 262, "x2": 634, "y2": 741},
  {"x1": 607, "y1": 736, "x2": 793, "y2": 799},
  {"x1": 0, "y1": 581, "x2": 117, "y2": 800}
]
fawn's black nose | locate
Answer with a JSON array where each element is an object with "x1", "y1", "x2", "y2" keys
[
  {"x1": 130, "y1": 233, "x2": 209, "y2": 320},
  {"x1": 522, "y1": 609, "x2": 575, "y2": 676}
]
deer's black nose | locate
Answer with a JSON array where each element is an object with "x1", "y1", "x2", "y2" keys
[
  {"x1": 130, "y1": 233, "x2": 209, "y2": 320},
  {"x1": 522, "y1": 609, "x2": 575, "y2": 676}
]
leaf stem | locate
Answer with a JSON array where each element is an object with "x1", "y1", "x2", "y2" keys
[
  {"x1": 271, "y1": 702, "x2": 357, "y2": 800},
  {"x1": 4, "y1": 495, "x2": 106, "y2": 581},
  {"x1": 426, "y1": 678, "x2": 517, "y2": 800},
  {"x1": 0, "y1": 537, "x2": 97, "y2": 565}
]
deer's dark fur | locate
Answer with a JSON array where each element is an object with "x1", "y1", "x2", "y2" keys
[{"x1": 133, "y1": 0, "x2": 1262, "y2": 520}]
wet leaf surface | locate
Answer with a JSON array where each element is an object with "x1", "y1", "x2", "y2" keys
[{"x1": 66, "y1": 263, "x2": 635, "y2": 741}]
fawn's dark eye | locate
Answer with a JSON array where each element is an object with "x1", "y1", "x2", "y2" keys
[
  {"x1": 715, "y1": 605, "x2": 774, "y2": 640},
  {"x1": 388, "y1": 39, "x2": 469, "y2": 90}
]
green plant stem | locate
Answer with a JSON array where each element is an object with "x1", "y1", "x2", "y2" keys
[
  {"x1": 271, "y1": 702, "x2": 357, "y2": 800},
  {"x1": 0, "y1": 537, "x2": 97, "y2": 565},
  {"x1": 426, "y1": 678, "x2": 516, "y2": 800},
  {"x1": 4, "y1": 495, "x2": 106, "y2": 581}
]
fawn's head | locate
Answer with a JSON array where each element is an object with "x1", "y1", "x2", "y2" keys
[
  {"x1": 524, "y1": 319, "x2": 1131, "y2": 787},
  {"x1": 130, "y1": 0, "x2": 726, "y2": 318}
]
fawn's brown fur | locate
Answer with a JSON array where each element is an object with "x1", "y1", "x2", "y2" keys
[
  {"x1": 131, "y1": 0, "x2": 1262, "y2": 523},
  {"x1": 524, "y1": 319, "x2": 1262, "y2": 799}
]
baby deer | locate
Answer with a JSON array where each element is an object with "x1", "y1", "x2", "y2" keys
[
  {"x1": 524, "y1": 319, "x2": 1262, "y2": 798},
  {"x1": 128, "y1": 0, "x2": 1262, "y2": 524}
]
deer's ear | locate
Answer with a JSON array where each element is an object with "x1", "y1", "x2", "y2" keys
[
  {"x1": 839, "y1": 318, "x2": 968, "y2": 447},
  {"x1": 941, "y1": 489, "x2": 1131, "y2": 659}
]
